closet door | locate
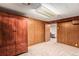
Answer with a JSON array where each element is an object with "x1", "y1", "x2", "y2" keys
[
  {"x1": 6, "y1": 17, "x2": 16, "y2": 56},
  {"x1": 3, "y1": 16, "x2": 16, "y2": 56},
  {"x1": 0, "y1": 16, "x2": 16, "y2": 56},
  {"x1": 15, "y1": 18, "x2": 28, "y2": 55},
  {"x1": 0, "y1": 13, "x2": 28, "y2": 56},
  {"x1": 0, "y1": 16, "x2": 6, "y2": 56}
]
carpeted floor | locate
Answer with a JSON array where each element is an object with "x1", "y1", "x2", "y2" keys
[{"x1": 20, "y1": 39, "x2": 79, "y2": 56}]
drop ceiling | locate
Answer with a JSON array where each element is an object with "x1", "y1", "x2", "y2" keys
[{"x1": 0, "y1": 3, "x2": 79, "y2": 21}]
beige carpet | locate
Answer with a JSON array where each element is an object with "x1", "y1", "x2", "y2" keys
[{"x1": 20, "y1": 39, "x2": 79, "y2": 56}]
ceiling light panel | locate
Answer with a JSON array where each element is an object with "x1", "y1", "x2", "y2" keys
[{"x1": 35, "y1": 4, "x2": 57, "y2": 18}]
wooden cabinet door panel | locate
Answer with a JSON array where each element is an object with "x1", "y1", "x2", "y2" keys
[
  {"x1": 16, "y1": 43, "x2": 27, "y2": 55},
  {"x1": 15, "y1": 19, "x2": 27, "y2": 55},
  {"x1": 0, "y1": 47, "x2": 7, "y2": 56},
  {"x1": 0, "y1": 13, "x2": 28, "y2": 56},
  {"x1": 1, "y1": 17, "x2": 16, "y2": 46},
  {"x1": 0, "y1": 16, "x2": 16, "y2": 56},
  {"x1": 6, "y1": 45, "x2": 16, "y2": 56}
]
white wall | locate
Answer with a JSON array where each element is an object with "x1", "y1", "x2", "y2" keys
[{"x1": 50, "y1": 24, "x2": 57, "y2": 38}]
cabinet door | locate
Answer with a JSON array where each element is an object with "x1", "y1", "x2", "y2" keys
[
  {"x1": 0, "y1": 14, "x2": 28, "y2": 56},
  {"x1": 6, "y1": 17, "x2": 16, "y2": 56},
  {"x1": 0, "y1": 16, "x2": 8, "y2": 56},
  {"x1": 0, "y1": 16, "x2": 16, "y2": 56},
  {"x1": 0, "y1": 47, "x2": 7, "y2": 56},
  {"x1": 6, "y1": 45, "x2": 16, "y2": 56},
  {"x1": 15, "y1": 18, "x2": 28, "y2": 55},
  {"x1": 8, "y1": 17, "x2": 28, "y2": 55}
]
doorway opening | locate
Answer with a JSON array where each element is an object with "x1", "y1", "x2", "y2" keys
[{"x1": 50, "y1": 23, "x2": 57, "y2": 42}]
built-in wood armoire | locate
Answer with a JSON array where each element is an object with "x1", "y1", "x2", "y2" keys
[{"x1": 0, "y1": 12, "x2": 28, "y2": 56}]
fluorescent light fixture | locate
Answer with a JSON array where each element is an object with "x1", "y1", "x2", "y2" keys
[{"x1": 35, "y1": 5, "x2": 56, "y2": 18}]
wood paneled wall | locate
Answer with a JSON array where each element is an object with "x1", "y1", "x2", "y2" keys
[
  {"x1": 45, "y1": 24, "x2": 50, "y2": 42},
  {"x1": 0, "y1": 12, "x2": 28, "y2": 56},
  {"x1": 57, "y1": 19, "x2": 79, "y2": 48},
  {"x1": 27, "y1": 18, "x2": 45, "y2": 46}
]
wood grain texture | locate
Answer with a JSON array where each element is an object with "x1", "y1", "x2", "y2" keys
[
  {"x1": 0, "y1": 12, "x2": 28, "y2": 56},
  {"x1": 57, "y1": 21, "x2": 79, "y2": 48},
  {"x1": 27, "y1": 18, "x2": 45, "y2": 46},
  {"x1": 45, "y1": 24, "x2": 50, "y2": 42}
]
